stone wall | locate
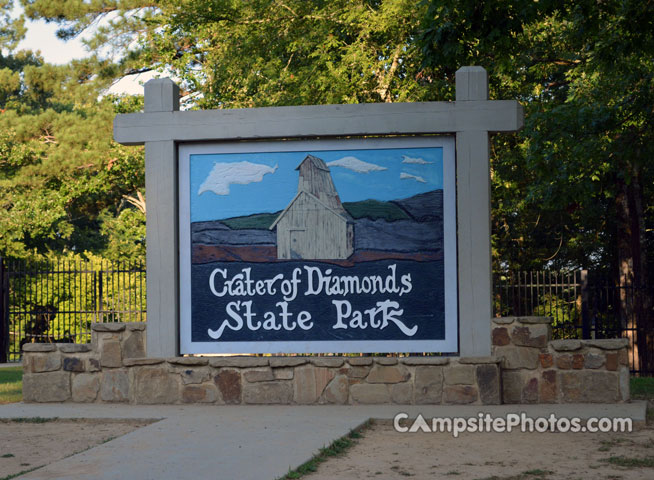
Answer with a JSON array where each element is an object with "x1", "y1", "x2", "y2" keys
[
  {"x1": 22, "y1": 323, "x2": 500, "y2": 405},
  {"x1": 492, "y1": 317, "x2": 630, "y2": 403},
  {"x1": 22, "y1": 318, "x2": 630, "y2": 404}
]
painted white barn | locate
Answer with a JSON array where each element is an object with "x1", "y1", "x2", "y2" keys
[{"x1": 270, "y1": 155, "x2": 354, "y2": 260}]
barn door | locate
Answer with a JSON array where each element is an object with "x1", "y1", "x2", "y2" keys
[{"x1": 289, "y1": 229, "x2": 306, "y2": 259}]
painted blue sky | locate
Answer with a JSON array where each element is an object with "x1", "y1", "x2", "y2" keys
[{"x1": 190, "y1": 147, "x2": 443, "y2": 222}]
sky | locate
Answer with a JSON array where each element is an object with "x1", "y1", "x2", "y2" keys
[
  {"x1": 189, "y1": 147, "x2": 444, "y2": 222},
  {"x1": 11, "y1": 4, "x2": 155, "y2": 95}
]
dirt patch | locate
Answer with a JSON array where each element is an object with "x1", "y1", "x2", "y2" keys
[
  {"x1": 0, "y1": 419, "x2": 154, "y2": 478},
  {"x1": 305, "y1": 422, "x2": 654, "y2": 480}
]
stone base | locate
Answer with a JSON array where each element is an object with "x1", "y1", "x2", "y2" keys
[
  {"x1": 492, "y1": 317, "x2": 630, "y2": 403},
  {"x1": 21, "y1": 319, "x2": 630, "y2": 405}
]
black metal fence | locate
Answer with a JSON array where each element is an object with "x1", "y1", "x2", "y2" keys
[
  {"x1": 0, "y1": 258, "x2": 146, "y2": 363},
  {"x1": 2, "y1": 260, "x2": 651, "y2": 375},
  {"x1": 494, "y1": 270, "x2": 654, "y2": 376}
]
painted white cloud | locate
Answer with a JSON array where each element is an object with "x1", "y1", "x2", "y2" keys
[
  {"x1": 402, "y1": 155, "x2": 432, "y2": 165},
  {"x1": 326, "y1": 156, "x2": 387, "y2": 173},
  {"x1": 400, "y1": 172, "x2": 427, "y2": 183},
  {"x1": 198, "y1": 161, "x2": 278, "y2": 196}
]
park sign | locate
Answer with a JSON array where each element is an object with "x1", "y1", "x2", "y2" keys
[
  {"x1": 113, "y1": 66, "x2": 524, "y2": 358},
  {"x1": 179, "y1": 138, "x2": 456, "y2": 354}
]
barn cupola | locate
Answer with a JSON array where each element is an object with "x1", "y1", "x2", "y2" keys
[{"x1": 296, "y1": 155, "x2": 347, "y2": 214}]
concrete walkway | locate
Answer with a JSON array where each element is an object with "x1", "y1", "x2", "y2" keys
[
  {"x1": 0, "y1": 402, "x2": 647, "y2": 480},
  {"x1": 0, "y1": 362, "x2": 20, "y2": 368}
]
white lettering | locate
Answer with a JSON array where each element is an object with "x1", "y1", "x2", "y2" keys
[
  {"x1": 331, "y1": 300, "x2": 350, "y2": 329},
  {"x1": 209, "y1": 268, "x2": 228, "y2": 297},
  {"x1": 297, "y1": 311, "x2": 313, "y2": 330},
  {"x1": 207, "y1": 300, "x2": 244, "y2": 339}
]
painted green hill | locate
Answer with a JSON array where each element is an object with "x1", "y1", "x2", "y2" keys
[
  {"x1": 217, "y1": 193, "x2": 438, "y2": 229},
  {"x1": 221, "y1": 212, "x2": 280, "y2": 229},
  {"x1": 342, "y1": 199, "x2": 410, "y2": 221}
]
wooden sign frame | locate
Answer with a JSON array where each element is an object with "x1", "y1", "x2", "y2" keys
[{"x1": 113, "y1": 66, "x2": 524, "y2": 358}]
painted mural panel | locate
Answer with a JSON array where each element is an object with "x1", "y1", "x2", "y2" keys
[{"x1": 179, "y1": 137, "x2": 457, "y2": 354}]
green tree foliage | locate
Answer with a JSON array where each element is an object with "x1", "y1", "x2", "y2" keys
[
  {"x1": 0, "y1": 99, "x2": 146, "y2": 260},
  {"x1": 7, "y1": 0, "x2": 654, "y2": 282},
  {"x1": 417, "y1": 0, "x2": 653, "y2": 275},
  {"x1": 20, "y1": 0, "x2": 435, "y2": 107},
  {"x1": 150, "y1": 0, "x2": 434, "y2": 108},
  {"x1": 3, "y1": 0, "x2": 652, "y2": 365},
  {"x1": 417, "y1": 0, "x2": 653, "y2": 369},
  {"x1": 0, "y1": 2, "x2": 146, "y2": 262},
  {"x1": 0, "y1": 0, "x2": 25, "y2": 51},
  {"x1": 23, "y1": 0, "x2": 651, "y2": 275}
]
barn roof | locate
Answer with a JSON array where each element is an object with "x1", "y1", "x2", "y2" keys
[
  {"x1": 296, "y1": 154, "x2": 330, "y2": 172},
  {"x1": 269, "y1": 190, "x2": 352, "y2": 230},
  {"x1": 295, "y1": 153, "x2": 345, "y2": 211}
]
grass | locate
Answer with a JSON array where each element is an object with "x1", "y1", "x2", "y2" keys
[
  {"x1": 630, "y1": 377, "x2": 654, "y2": 398},
  {"x1": 597, "y1": 438, "x2": 631, "y2": 452},
  {"x1": 277, "y1": 420, "x2": 371, "y2": 480},
  {"x1": 474, "y1": 471, "x2": 554, "y2": 480},
  {"x1": 0, "y1": 465, "x2": 42, "y2": 480},
  {"x1": 0, "y1": 367, "x2": 22, "y2": 404},
  {"x1": 630, "y1": 377, "x2": 654, "y2": 423},
  {"x1": 601, "y1": 455, "x2": 654, "y2": 468},
  {"x1": 2, "y1": 417, "x2": 59, "y2": 423}
]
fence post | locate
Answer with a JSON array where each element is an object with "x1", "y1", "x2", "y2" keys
[
  {"x1": 0, "y1": 258, "x2": 7, "y2": 363},
  {"x1": 98, "y1": 266, "x2": 103, "y2": 322},
  {"x1": 581, "y1": 269, "x2": 590, "y2": 339}
]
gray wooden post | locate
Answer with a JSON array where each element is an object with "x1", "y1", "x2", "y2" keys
[
  {"x1": 456, "y1": 66, "x2": 492, "y2": 356},
  {"x1": 144, "y1": 79, "x2": 180, "y2": 357},
  {"x1": 0, "y1": 257, "x2": 7, "y2": 363}
]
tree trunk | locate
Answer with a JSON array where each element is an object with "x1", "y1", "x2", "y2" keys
[{"x1": 616, "y1": 162, "x2": 653, "y2": 374}]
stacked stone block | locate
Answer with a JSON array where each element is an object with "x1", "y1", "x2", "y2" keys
[
  {"x1": 22, "y1": 319, "x2": 630, "y2": 405},
  {"x1": 22, "y1": 323, "x2": 500, "y2": 405},
  {"x1": 492, "y1": 317, "x2": 630, "y2": 403}
]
